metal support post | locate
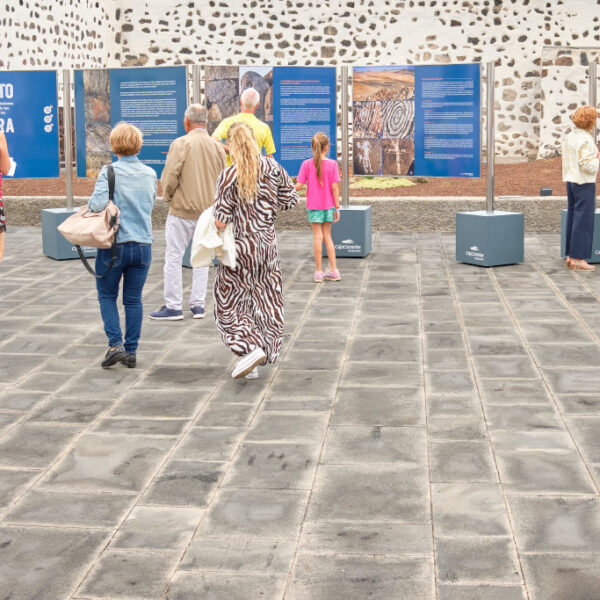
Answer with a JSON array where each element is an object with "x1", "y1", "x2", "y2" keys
[
  {"x1": 62, "y1": 69, "x2": 74, "y2": 211},
  {"x1": 192, "y1": 65, "x2": 201, "y2": 105},
  {"x1": 590, "y1": 61, "x2": 597, "y2": 143},
  {"x1": 485, "y1": 61, "x2": 495, "y2": 214},
  {"x1": 341, "y1": 66, "x2": 350, "y2": 209}
]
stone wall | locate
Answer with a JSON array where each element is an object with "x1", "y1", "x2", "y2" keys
[{"x1": 2, "y1": 0, "x2": 600, "y2": 161}]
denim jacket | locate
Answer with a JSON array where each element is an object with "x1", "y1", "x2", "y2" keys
[{"x1": 88, "y1": 156, "x2": 157, "y2": 244}]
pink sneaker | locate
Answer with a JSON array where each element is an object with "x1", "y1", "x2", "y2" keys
[
  {"x1": 324, "y1": 269, "x2": 341, "y2": 281},
  {"x1": 314, "y1": 271, "x2": 324, "y2": 283}
]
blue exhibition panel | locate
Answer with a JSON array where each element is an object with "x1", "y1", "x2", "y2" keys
[
  {"x1": 0, "y1": 70, "x2": 59, "y2": 178},
  {"x1": 456, "y1": 210, "x2": 524, "y2": 267},
  {"x1": 560, "y1": 208, "x2": 600, "y2": 264}
]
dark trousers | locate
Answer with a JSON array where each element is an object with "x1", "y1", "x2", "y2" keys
[
  {"x1": 95, "y1": 242, "x2": 152, "y2": 353},
  {"x1": 566, "y1": 182, "x2": 596, "y2": 259}
]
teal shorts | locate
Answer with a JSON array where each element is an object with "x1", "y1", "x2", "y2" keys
[{"x1": 307, "y1": 209, "x2": 335, "y2": 223}]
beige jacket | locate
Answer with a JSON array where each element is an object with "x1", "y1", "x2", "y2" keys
[{"x1": 161, "y1": 128, "x2": 226, "y2": 220}]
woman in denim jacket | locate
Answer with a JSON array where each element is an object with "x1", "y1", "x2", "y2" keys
[{"x1": 88, "y1": 122, "x2": 157, "y2": 368}]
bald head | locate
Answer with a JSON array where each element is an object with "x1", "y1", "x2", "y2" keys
[{"x1": 240, "y1": 87, "x2": 260, "y2": 112}]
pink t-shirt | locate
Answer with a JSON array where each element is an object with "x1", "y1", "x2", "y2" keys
[{"x1": 297, "y1": 157, "x2": 340, "y2": 210}]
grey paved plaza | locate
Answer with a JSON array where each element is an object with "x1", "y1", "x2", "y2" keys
[{"x1": 1, "y1": 227, "x2": 600, "y2": 599}]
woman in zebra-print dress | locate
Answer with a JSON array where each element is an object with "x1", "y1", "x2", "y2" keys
[{"x1": 213, "y1": 122, "x2": 299, "y2": 379}]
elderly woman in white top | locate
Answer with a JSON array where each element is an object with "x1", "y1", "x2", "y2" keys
[{"x1": 562, "y1": 105, "x2": 600, "y2": 271}]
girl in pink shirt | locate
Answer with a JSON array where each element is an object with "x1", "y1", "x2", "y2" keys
[{"x1": 295, "y1": 132, "x2": 341, "y2": 282}]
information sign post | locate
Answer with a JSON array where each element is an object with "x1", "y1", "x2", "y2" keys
[
  {"x1": 326, "y1": 65, "x2": 372, "y2": 258},
  {"x1": 455, "y1": 61, "x2": 524, "y2": 267}
]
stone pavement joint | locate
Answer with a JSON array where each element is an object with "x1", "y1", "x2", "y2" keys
[{"x1": 1, "y1": 228, "x2": 600, "y2": 599}]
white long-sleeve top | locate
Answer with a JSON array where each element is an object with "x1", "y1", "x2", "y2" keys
[
  {"x1": 562, "y1": 127, "x2": 599, "y2": 184},
  {"x1": 191, "y1": 205, "x2": 236, "y2": 269}
]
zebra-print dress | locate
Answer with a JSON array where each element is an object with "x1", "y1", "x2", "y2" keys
[{"x1": 213, "y1": 157, "x2": 299, "y2": 362}]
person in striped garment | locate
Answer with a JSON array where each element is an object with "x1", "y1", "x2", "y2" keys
[{"x1": 213, "y1": 122, "x2": 299, "y2": 379}]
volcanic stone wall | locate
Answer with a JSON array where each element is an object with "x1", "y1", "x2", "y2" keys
[{"x1": 2, "y1": 0, "x2": 600, "y2": 160}]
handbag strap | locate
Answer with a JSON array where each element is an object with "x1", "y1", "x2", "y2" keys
[{"x1": 77, "y1": 165, "x2": 118, "y2": 278}]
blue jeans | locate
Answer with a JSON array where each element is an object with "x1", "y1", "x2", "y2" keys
[
  {"x1": 95, "y1": 242, "x2": 152, "y2": 353},
  {"x1": 566, "y1": 182, "x2": 596, "y2": 259}
]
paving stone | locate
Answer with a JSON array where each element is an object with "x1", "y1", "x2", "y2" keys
[
  {"x1": 0, "y1": 468, "x2": 39, "y2": 510},
  {"x1": 287, "y1": 553, "x2": 434, "y2": 600},
  {"x1": 166, "y1": 571, "x2": 286, "y2": 600},
  {"x1": 111, "y1": 389, "x2": 207, "y2": 419},
  {"x1": 194, "y1": 402, "x2": 255, "y2": 426},
  {"x1": 270, "y1": 369, "x2": 339, "y2": 397},
  {"x1": 428, "y1": 416, "x2": 487, "y2": 440},
  {"x1": 27, "y1": 397, "x2": 112, "y2": 423},
  {"x1": 196, "y1": 488, "x2": 310, "y2": 538},
  {"x1": 0, "y1": 353, "x2": 44, "y2": 384},
  {"x1": 279, "y1": 348, "x2": 345, "y2": 370},
  {"x1": 467, "y1": 335, "x2": 526, "y2": 356},
  {"x1": 530, "y1": 342, "x2": 600, "y2": 368},
  {"x1": 490, "y1": 430, "x2": 575, "y2": 451},
  {"x1": 508, "y1": 496, "x2": 600, "y2": 553},
  {"x1": 308, "y1": 464, "x2": 429, "y2": 522},
  {"x1": 92, "y1": 417, "x2": 189, "y2": 436},
  {"x1": 473, "y1": 356, "x2": 539, "y2": 379},
  {"x1": 136, "y1": 365, "x2": 222, "y2": 390},
  {"x1": 321, "y1": 425, "x2": 427, "y2": 466},
  {"x1": 555, "y1": 394, "x2": 600, "y2": 414},
  {"x1": 495, "y1": 450, "x2": 596, "y2": 494},
  {"x1": 425, "y1": 348, "x2": 471, "y2": 371},
  {"x1": 4, "y1": 489, "x2": 134, "y2": 528},
  {"x1": 437, "y1": 585, "x2": 527, "y2": 600},
  {"x1": 485, "y1": 404, "x2": 562, "y2": 431},
  {"x1": 332, "y1": 387, "x2": 425, "y2": 426},
  {"x1": 347, "y1": 336, "x2": 421, "y2": 362},
  {"x1": 355, "y1": 315, "x2": 420, "y2": 336},
  {"x1": 59, "y1": 367, "x2": 141, "y2": 398},
  {"x1": 340, "y1": 361, "x2": 423, "y2": 388},
  {"x1": 423, "y1": 332, "x2": 466, "y2": 350},
  {"x1": 426, "y1": 371, "x2": 476, "y2": 395},
  {"x1": 544, "y1": 368, "x2": 600, "y2": 394},
  {"x1": 245, "y1": 413, "x2": 328, "y2": 443},
  {"x1": 432, "y1": 483, "x2": 510, "y2": 536},
  {"x1": 478, "y1": 379, "x2": 551, "y2": 404},
  {"x1": 430, "y1": 441, "x2": 497, "y2": 483},
  {"x1": 42, "y1": 433, "x2": 172, "y2": 492},
  {"x1": 435, "y1": 537, "x2": 522, "y2": 584},
  {"x1": 521, "y1": 553, "x2": 600, "y2": 600},
  {"x1": 300, "y1": 521, "x2": 432, "y2": 555},
  {"x1": 0, "y1": 525, "x2": 109, "y2": 600},
  {"x1": 427, "y1": 394, "x2": 482, "y2": 418},
  {"x1": 77, "y1": 549, "x2": 181, "y2": 598},
  {"x1": 0, "y1": 390, "x2": 46, "y2": 411},
  {"x1": 262, "y1": 397, "x2": 333, "y2": 412},
  {"x1": 172, "y1": 427, "x2": 243, "y2": 461},
  {"x1": 567, "y1": 416, "x2": 600, "y2": 462},
  {"x1": 180, "y1": 537, "x2": 296, "y2": 572},
  {"x1": 0, "y1": 423, "x2": 82, "y2": 469},
  {"x1": 519, "y1": 321, "x2": 594, "y2": 343},
  {"x1": 142, "y1": 460, "x2": 225, "y2": 507},
  {"x1": 210, "y1": 377, "x2": 272, "y2": 403},
  {"x1": 221, "y1": 442, "x2": 320, "y2": 490}
]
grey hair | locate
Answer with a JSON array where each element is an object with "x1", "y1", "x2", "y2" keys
[
  {"x1": 240, "y1": 87, "x2": 260, "y2": 109},
  {"x1": 185, "y1": 104, "x2": 208, "y2": 124}
]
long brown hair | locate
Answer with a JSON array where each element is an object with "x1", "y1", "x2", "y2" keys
[
  {"x1": 312, "y1": 132, "x2": 329, "y2": 185},
  {"x1": 228, "y1": 122, "x2": 260, "y2": 202}
]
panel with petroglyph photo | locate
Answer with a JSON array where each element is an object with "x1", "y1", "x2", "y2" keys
[
  {"x1": 382, "y1": 100, "x2": 414, "y2": 139},
  {"x1": 353, "y1": 138, "x2": 383, "y2": 175},
  {"x1": 383, "y1": 139, "x2": 414, "y2": 176},
  {"x1": 353, "y1": 101, "x2": 383, "y2": 139}
]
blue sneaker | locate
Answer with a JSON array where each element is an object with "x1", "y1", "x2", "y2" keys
[
  {"x1": 149, "y1": 305, "x2": 184, "y2": 321},
  {"x1": 191, "y1": 306, "x2": 206, "y2": 319}
]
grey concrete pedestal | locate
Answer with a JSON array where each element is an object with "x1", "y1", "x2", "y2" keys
[
  {"x1": 324, "y1": 205, "x2": 372, "y2": 258},
  {"x1": 560, "y1": 208, "x2": 600, "y2": 263},
  {"x1": 456, "y1": 210, "x2": 524, "y2": 267},
  {"x1": 42, "y1": 208, "x2": 97, "y2": 261}
]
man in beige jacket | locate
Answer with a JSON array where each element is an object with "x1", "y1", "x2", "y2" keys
[{"x1": 150, "y1": 105, "x2": 226, "y2": 320}]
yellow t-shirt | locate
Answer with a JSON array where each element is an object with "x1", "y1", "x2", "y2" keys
[{"x1": 212, "y1": 112, "x2": 276, "y2": 165}]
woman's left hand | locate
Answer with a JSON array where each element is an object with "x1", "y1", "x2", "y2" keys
[{"x1": 215, "y1": 219, "x2": 227, "y2": 230}]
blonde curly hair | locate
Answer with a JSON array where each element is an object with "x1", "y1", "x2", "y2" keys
[{"x1": 228, "y1": 122, "x2": 260, "y2": 202}]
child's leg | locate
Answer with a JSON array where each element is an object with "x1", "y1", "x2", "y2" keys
[
  {"x1": 322, "y1": 222, "x2": 337, "y2": 271},
  {"x1": 311, "y1": 223, "x2": 324, "y2": 272}
]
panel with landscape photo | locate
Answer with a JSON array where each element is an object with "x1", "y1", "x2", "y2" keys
[
  {"x1": 239, "y1": 66, "x2": 273, "y2": 130},
  {"x1": 83, "y1": 69, "x2": 111, "y2": 178},
  {"x1": 352, "y1": 66, "x2": 415, "y2": 176},
  {"x1": 205, "y1": 66, "x2": 240, "y2": 136}
]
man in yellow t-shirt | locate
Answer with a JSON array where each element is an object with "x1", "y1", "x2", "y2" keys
[{"x1": 212, "y1": 87, "x2": 276, "y2": 165}]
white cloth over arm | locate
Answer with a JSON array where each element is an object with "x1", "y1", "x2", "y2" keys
[{"x1": 191, "y1": 205, "x2": 236, "y2": 269}]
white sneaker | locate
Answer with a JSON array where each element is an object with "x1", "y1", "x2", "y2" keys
[
  {"x1": 245, "y1": 367, "x2": 259, "y2": 380},
  {"x1": 232, "y1": 348, "x2": 266, "y2": 379}
]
